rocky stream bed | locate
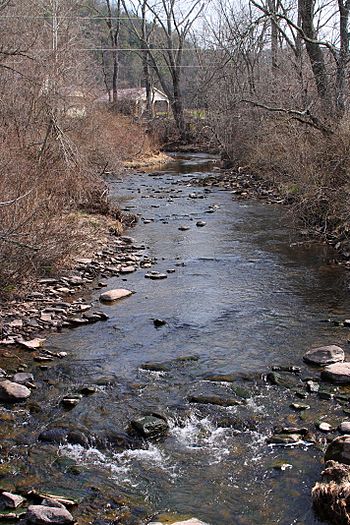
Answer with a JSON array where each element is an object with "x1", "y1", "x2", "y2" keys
[{"x1": 2, "y1": 153, "x2": 350, "y2": 525}]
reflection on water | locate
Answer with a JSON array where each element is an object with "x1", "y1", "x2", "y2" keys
[{"x1": 5, "y1": 153, "x2": 350, "y2": 525}]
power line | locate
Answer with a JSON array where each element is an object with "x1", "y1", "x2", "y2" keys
[
  {"x1": 48, "y1": 47, "x2": 215, "y2": 51},
  {"x1": 0, "y1": 15, "x2": 207, "y2": 20}
]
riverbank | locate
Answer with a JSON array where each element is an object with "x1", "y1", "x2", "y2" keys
[{"x1": 192, "y1": 166, "x2": 350, "y2": 270}]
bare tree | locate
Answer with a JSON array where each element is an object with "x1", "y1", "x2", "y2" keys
[{"x1": 125, "y1": 0, "x2": 205, "y2": 140}]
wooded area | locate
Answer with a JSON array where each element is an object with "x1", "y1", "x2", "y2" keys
[{"x1": 1, "y1": 0, "x2": 350, "y2": 291}]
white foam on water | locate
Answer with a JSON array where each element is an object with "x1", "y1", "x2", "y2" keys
[
  {"x1": 60, "y1": 441, "x2": 169, "y2": 485},
  {"x1": 169, "y1": 414, "x2": 231, "y2": 464}
]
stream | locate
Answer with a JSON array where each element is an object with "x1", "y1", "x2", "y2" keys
[{"x1": 4, "y1": 152, "x2": 350, "y2": 525}]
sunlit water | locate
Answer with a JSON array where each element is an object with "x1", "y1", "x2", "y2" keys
[{"x1": 5, "y1": 153, "x2": 350, "y2": 525}]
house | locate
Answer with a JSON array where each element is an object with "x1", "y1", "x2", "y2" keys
[{"x1": 98, "y1": 86, "x2": 170, "y2": 116}]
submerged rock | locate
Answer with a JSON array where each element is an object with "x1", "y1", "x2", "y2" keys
[
  {"x1": 99, "y1": 288, "x2": 133, "y2": 302},
  {"x1": 267, "y1": 433, "x2": 302, "y2": 445},
  {"x1": 188, "y1": 395, "x2": 241, "y2": 407},
  {"x1": 38, "y1": 428, "x2": 68, "y2": 445},
  {"x1": 149, "y1": 520, "x2": 209, "y2": 525},
  {"x1": 303, "y1": 345, "x2": 344, "y2": 366},
  {"x1": 153, "y1": 319, "x2": 167, "y2": 328},
  {"x1": 322, "y1": 363, "x2": 350, "y2": 384},
  {"x1": 0, "y1": 380, "x2": 31, "y2": 403},
  {"x1": 131, "y1": 414, "x2": 169, "y2": 439}
]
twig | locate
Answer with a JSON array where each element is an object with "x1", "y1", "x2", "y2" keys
[{"x1": 0, "y1": 188, "x2": 34, "y2": 206}]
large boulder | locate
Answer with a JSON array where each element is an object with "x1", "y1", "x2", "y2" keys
[
  {"x1": 0, "y1": 380, "x2": 31, "y2": 403},
  {"x1": 26, "y1": 505, "x2": 74, "y2": 525},
  {"x1": 99, "y1": 288, "x2": 132, "y2": 303},
  {"x1": 303, "y1": 345, "x2": 344, "y2": 366},
  {"x1": 322, "y1": 363, "x2": 350, "y2": 384},
  {"x1": 325, "y1": 436, "x2": 350, "y2": 464}
]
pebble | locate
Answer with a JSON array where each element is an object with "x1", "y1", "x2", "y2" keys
[
  {"x1": 290, "y1": 403, "x2": 310, "y2": 411},
  {"x1": 145, "y1": 272, "x2": 167, "y2": 280},
  {"x1": 196, "y1": 221, "x2": 206, "y2": 227},
  {"x1": 317, "y1": 422, "x2": 332, "y2": 432}
]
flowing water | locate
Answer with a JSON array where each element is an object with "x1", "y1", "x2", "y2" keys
[{"x1": 4, "y1": 153, "x2": 350, "y2": 525}]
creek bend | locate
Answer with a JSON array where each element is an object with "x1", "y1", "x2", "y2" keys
[{"x1": 4, "y1": 152, "x2": 350, "y2": 525}]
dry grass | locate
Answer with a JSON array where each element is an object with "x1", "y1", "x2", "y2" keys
[{"x1": 0, "y1": 108, "x2": 154, "y2": 295}]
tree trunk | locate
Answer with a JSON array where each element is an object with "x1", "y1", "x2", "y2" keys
[
  {"x1": 172, "y1": 73, "x2": 187, "y2": 142},
  {"x1": 299, "y1": 0, "x2": 332, "y2": 110},
  {"x1": 335, "y1": 0, "x2": 350, "y2": 116},
  {"x1": 268, "y1": 0, "x2": 278, "y2": 71},
  {"x1": 141, "y1": 0, "x2": 152, "y2": 115}
]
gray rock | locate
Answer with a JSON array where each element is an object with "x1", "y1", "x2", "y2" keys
[
  {"x1": 339, "y1": 421, "x2": 350, "y2": 434},
  {"x1": 322, "y1": 362, "x2": 350, "y2": 384},
  {"x1": 38, "y1": 428, "x2": 68, "y2": 444},
  {"x1": 12, "y1": 372, "x2": 34, "y2": 385},
  {"x1": 0, "y1": 492, "x2": 25, "y2": 509},
  {"x1": 0, "y1": 380, "x2": 31, "y2": 402},
  {"x1": 317, "y1": 422, "x2": 332, "y2": 432},
  {"x1": 99, "y1": 288, "x2": 132, "y2": 302},
  {"x1": 303, "y1": 345, "x2": 344, "y2": 366},
  {"x1": 131, "y1": 415, "x2": 168, "y2": 438},
  {"x1": 268, "y1": 433, "x2": 302, "y2": 445},
  {"x1": 26, "y1": 505, "x2": 74, "y2": 525},
  {"x1": 325, "y1": 436, "x2": 350, "y2": 464}
]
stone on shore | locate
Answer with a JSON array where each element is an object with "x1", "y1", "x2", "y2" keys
[
  {"x1": 20, "y1": 338, "x2": 46, "y2": 350},
  {"x1": 99, "y1": 288, "x2": 133, "y2": 302},
  {"x1": 0, "y1": 380, "x2": 31, "y2": 402},
  {"x1": 26, "y1": 504, "x2": 74, "y2": 525},
  {"x1": 13, "y1": 372, "x2": 34, "y2": 385},
  {"x1": 322, "y1": 362, "x2": 350, "y2": 384},
  {"x1": 325, "y1": 435, "x2": 350, "y2": 464},
  {"x1": 303, "y1": 345, "x2": 344, "y2": 366},
  {"x1": 339, "y1": 422, "x2": 350, "y2": 434},
  {"x1": 0, "y1": 492, "x2": 25, "y2": 509}
]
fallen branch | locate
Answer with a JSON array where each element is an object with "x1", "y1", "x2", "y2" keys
[{"x1": 241, "y1": 99, "x2": 334, "y2": 136}]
